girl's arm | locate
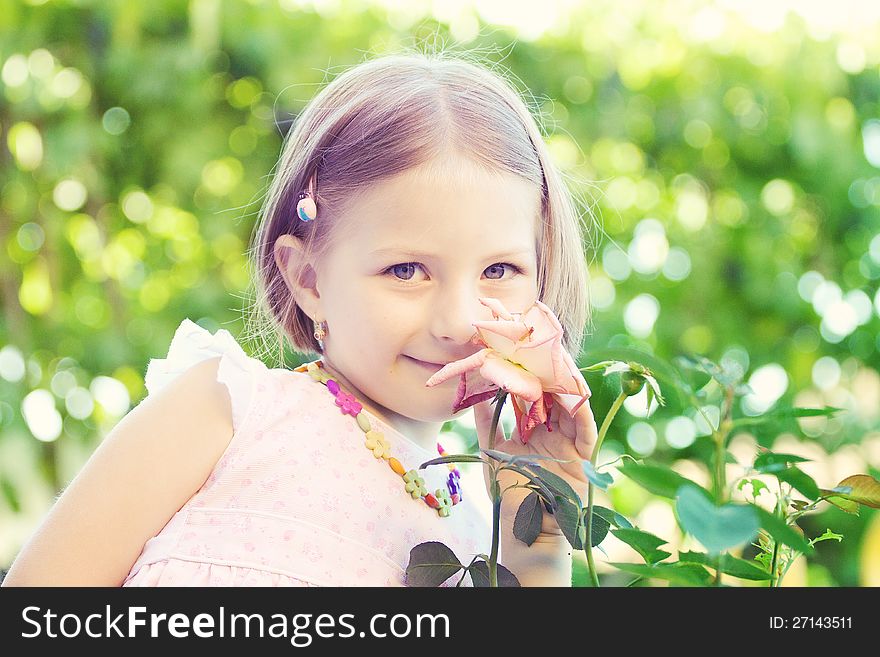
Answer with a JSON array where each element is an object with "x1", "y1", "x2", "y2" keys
[{"x1": 2, "y1": 356, "x2": 234, "y2": 586}]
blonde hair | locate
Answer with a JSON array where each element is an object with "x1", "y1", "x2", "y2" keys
[{"x1": 245, "y1": 49, "x2": 595, "y2": 365}]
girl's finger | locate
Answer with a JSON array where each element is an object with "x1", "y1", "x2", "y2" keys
[{"x1": 574, "y1": 401, "x2": 599, "y2": 461}]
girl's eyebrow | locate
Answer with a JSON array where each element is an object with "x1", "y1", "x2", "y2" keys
[{"x1": 369, "y1": 247, "x2": 534, "y2": 260}]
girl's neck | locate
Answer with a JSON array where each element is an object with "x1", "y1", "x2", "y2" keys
[{"x1": 316, "y1": 357, "x2": 443, "y2": 454}]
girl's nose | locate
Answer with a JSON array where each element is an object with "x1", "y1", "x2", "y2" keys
[{"x1": 431, "y1": 286, "x2": 487, "y2": 346}]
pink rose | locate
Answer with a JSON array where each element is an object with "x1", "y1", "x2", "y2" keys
[{"x1": 425, "y1": 297, "x2": 591, "y2": 443}]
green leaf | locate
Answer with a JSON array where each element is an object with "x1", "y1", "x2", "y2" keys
[
  {"x1": 582, "y1": 347, "x2": 689, "y2": 406},
  {"x1": 468, "y1": 560, "x2": 521, "y2": 587},
  {"x1": 553, "y1": 495, "x2": 585, "y2": 550},
  {"x1": 607, "y1": 561, "x2": 714, "y2": 587},
  {"x1": 753, "y1": 552, "x2": 772, "y2": 569},
  {"x1": 820, "y1": 493, "x2": 860, "y2": 515},
  {"x1": 524, "y1": 464, "x2": 583, "y2": 506},
  {"x1": 405, "y1": 541, "x2": 463, "y2": 587},
  {"x1": 678, "y1": 551, "x2": 771, "y2": 580},
  {"x1": 810, "y1": 528, "x2": 844, "y2": 546},
  {"x1": 593, "y1": 505, "x2": 633, "y2": 529},
  {"x1": 732, "y1": 406, "x2": 846, "y2": 429},
  {"x1": 508, "y1": 454, "x2": 570, "y2": 466},
  {"x1": 513, "y1": 492, "x2": 543, "y2": 546},
  {"x1": 611, "y1": 528, "x2": 671, "y2": 564},
  {"x1": 737, "y1": 478, "x2": 769, "y2": 499},
  {"x1": 419, "y1": 454, "x2": 484, "y2": 468},
  {"x1": 504, "y1": 464, "x2": 556, "y2": 505},
  {"x1": 753, "y1": 451, "x2": 811, "y2": 474},
  {"x1": 618, "y1": 462, "x2": 712, "y2": 500},
  {"x1": 675, "y1": 485, "x2": 760, "y2": 555},
  {"x1": 751, "y1": 506, "x2": 814, "y2": 555},
  {"x1": 482, "y1": 449, "x2": 515, "y2": 463},
  {"x1": 831, "y1": 474, "x2": 880, "y2": 509},
  {"x1": 579, "y1": 359, "x2": 621, "y2": 373},
  {"x1": 775, "y1": 466, "x2": 821, "y2": 500},
  {"x1": 585, "y1": 507, "x2": 610, "y2": 547},
  {"x1": 582, "y1": 461, "x2": 614, "y2": 491}
]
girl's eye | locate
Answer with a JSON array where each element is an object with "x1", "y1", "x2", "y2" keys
[
  {"x1": 386, "y1": 263, "x2": 422, "y2": 282},
  {"x1": 383, "y1": 262, "x2": 523, "y2": 284}
]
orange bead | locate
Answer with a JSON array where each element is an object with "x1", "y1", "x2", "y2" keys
[{"x1": 388, "y1": 457, "x2": 406, "y2": 476}]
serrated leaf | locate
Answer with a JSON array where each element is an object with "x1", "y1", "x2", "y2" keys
[
  {"x1": 593, "y1": 505, "x2": 633, "y2": 529},
  {"x1": 504, "y1": 464, "x2": 556, "y2": 505},
  {"x1": 776, "y1": 466, "x2": 820, "y2": 500},
  {"x1": 753, "y1": 451, "x2": 811, "y2": 474},
  {"x1": 405, "y1": 541, "x2": 463, "y2": 587},
  {"x1": 524, "y1": 464, "x2": 582, "y2": 506},
  {"x1": 751, "y1": 506, "x2": 813, "y2": 554},
  {"x1": 675, "y1": 485, "x2": 760, "y2": 555},
  {"x1": 468, "y1": 560, "x2": 521, "y2": 587},
  {"x1": 821, "y1": 494, "x2": 860, "y2": 515},
  {"x1": 611, "y1": 528, "x2": 671, "y2": 564},
  {"x1": 607, "y1": 561, "x2": 714, "y2": 587},
  {"x1": 738, "y1": 478, "x2": 769, "y2": 499},
  {"x1": 810, "y1": 528, "x2": 844, "y2": 545},
  {"x1": 582, "y1": 461, "x2": 614, "y2": 491},
  {"x1": 513, "y1": 492, "x2": 543, "y2": 546},
  {"x1": 553, "y1": 495, "x2": 584, "y2": 550},
  {"x1": 585, "y1": 507, "x2": 610, "y2": 547},
  {"x1": 678, "y1": 551, "x2": 771, "y2": 580},
  {"x1": 618, "y1": 462, "x2": 712, "y2": 500}
]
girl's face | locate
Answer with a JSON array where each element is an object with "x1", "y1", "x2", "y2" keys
[{"x1": 289, "y1": 158, "x2": 541, "y2": 441}]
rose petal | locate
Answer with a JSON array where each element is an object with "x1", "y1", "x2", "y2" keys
[
  {"x1": 452, "y1": 368, "x2": 499, "y2": 413},
  {"x1": 554, "y1": 391, "x2": 590, "y2": 416},
  {"x1": 424, "y1": 349, "x2": 489, "y2": 387},
  {"x1": 473, "y1": 319, "x2": 530, "y2": 356},
  {"x1": 480, "y1": 354, "x2": 543, "y2": 401},
  {"x1": 518, "y1": 392, "x2": 551, "y2": 443},
  {"x1": 478, "y1": 297, "x2": 516, "y2": 320}
]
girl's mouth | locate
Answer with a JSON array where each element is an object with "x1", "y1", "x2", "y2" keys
[{"x1": 405, "y1": 355, "x2": 447, "y2": 371}]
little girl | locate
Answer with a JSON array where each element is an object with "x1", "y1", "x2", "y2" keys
[{"x1": 3, "y1": 51, "x2": 598, "y2": 587}]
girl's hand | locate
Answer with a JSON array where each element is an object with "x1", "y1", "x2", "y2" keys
[{"x1": 472, "y1": 393, "x2": 599, "y2": 535}]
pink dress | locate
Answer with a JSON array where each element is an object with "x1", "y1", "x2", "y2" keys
[{"x1": 122, "y1": 319, "x2": 494, "y2": 587}]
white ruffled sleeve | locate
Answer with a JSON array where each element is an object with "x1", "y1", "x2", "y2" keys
[{"x1": 144, "y1": 318, "x2": 266, "y2": 434}]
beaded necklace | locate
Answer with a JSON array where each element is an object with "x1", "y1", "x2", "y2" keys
[{"x1": 293, "y1": 360, "x2": 462, "y2": 518}]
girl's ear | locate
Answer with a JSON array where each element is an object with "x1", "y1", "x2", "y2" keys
[{"x1": 273, "y1": 234, "x2": 321, "y2": 319}]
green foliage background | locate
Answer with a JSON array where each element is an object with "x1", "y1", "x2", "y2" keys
[{"x1": 1, "y1": 0, "x2": 878, "y2": 585}]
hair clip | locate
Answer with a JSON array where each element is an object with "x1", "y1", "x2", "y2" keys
[{"x1": 297, "y1": 174, "x2": 317, "y2": 222}]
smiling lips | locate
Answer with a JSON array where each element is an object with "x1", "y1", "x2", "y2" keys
[{"x1": 408, "y1": 356, "x2": 450, "y2": 370}]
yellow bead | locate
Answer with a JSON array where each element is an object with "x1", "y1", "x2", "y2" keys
[
  {"x1": 365, "y1": 429, "x2": 384, "y2": 443},
  {"x1": 389, "y1": 457, "x2": 406, "y2": 476},
  {"x1": 356, "y1": 412, "x2": 372, "y2": 433}
]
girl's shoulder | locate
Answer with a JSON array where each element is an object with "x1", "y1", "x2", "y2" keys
[{"x1": 145, "y1": 319, "x2": 285, "y2": 437}]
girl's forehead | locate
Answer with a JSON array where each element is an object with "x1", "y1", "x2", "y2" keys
[{"x1": 342, "y1": 162, "x2": 541, "y2": 246}]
